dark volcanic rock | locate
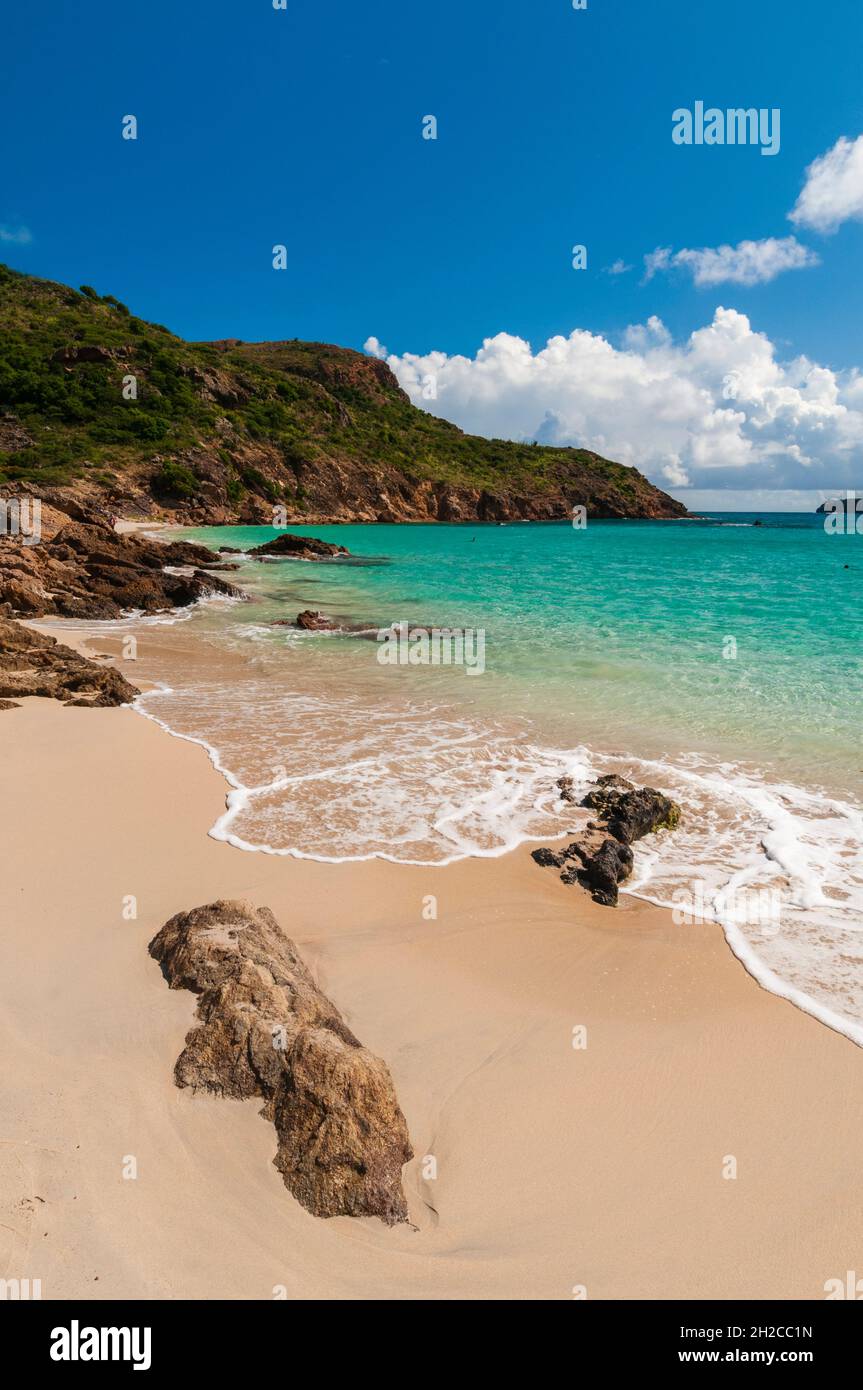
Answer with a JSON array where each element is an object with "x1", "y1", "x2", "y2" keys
[
  {"x1": 0, "y1": 617, "x2": 139, "y2": 706},
  {"x1": 531, "y1": 846, "x2": 567, "y2": 868},
  {"x1": 149, "y1": 900, "x2": 413, "y2": 1224},
  {"x1": 579, "y1": 838, "x2": 635, "y2": 907},
  {"x1": 250, "y1": 532, "x2": 349, "y2": 561},
  {"x1": 581, "y1": 774, "x2": 681, "y2": 844},
  {"x1": 556, "y1": 775, "x2": 579, "y2": 804},
  {"x1": 532, "y1": 773, "x2": 681, "y2": 908}
]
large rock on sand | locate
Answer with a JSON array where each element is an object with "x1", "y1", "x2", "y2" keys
[
  {"x1": 561, "y1": 837, "x2": 635, "y2": 907},
  {"x1": 149, "y1": 900, "x2": 413, "y2": 1224},
  {"x1": 0, "y1": 616, "x2": 139, "y2": 706}
]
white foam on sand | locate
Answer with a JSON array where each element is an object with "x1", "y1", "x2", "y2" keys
[{"x1": 131, "y1": 677, "x2": 863, "y2": 1047}]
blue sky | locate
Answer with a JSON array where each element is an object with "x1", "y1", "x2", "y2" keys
[{"x1": 3, "y1": 0, "x2": 863, "y2": 506}]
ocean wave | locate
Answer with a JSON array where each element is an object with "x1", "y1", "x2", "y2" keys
[{"x1": 130, "y1": 679, "x2": 863, "y2": 1046}]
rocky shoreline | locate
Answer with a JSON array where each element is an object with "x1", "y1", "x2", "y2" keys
[
  {"x1": 0, "y1": 494, "x2": 250, "y2": 703},
  {"x1": 0, "y1": 490, "x2": 685, "y2": 1239},
  {"x1": 0, "y1": 504, "x2": 243, "y2": 622},
  {"x1": 0, "y1": 475, "x2": 381, "y2": 702}
]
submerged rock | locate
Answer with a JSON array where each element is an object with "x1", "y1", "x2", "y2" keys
[
  {"x1": 149, "y1": 900, "x2": 413, "y2": 1224},
  {"x1": 295, "y1": 610, "x2": 338, "y2": 630},
  {"x1": 556, "y1": 775, "x2": 579, "y2": 804}
]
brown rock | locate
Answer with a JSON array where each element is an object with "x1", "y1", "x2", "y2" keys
[
  {"x1": 0, "y1": 506, "x2": 244, "y2": 621},
  {"x1": 149, "y1": 900, "x2": 413, "y2": 1224},
  {"x1": 251, "y1": 532, "x2": 349, "y2": 560},
  {"x1": 0, "y1": 617, "x2": 139, "y2": 706},
  {"x1": 556, "y1": 775, "x2": 578, "y2": 804},
  {"x1": 50, "y1": 344, "x2": 127, "y2": 366}
]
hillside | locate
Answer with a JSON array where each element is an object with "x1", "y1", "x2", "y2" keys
[{"x1": 0, "y1": 264, "x2": 686, "y2": 523}]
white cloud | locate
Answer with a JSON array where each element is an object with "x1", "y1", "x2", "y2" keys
[
  {"x1": 0, "y1": 225, "x2": 32, "y2": 245},
  {"x1": 643, "y1": 246, "x2": 673, "y2": 282},
  {"x1": 661, "y1": 455, "x2": 690, "y2": 487},
  {"x1": 370, "y1": 308, "x2": 863, "y2": 494},
  {"x1": 643, "y1": 236, "x2": 818, "y2": 287},
  {"x1": 621, "y1": 315, "x2": 671, "y2": 351},
  {"x1": 790, "y1": 134, "x2": 863, "y2": 233},
  {"x1": 363, "y1": 335, "x2": 388, "y2": 359},
  {"x1": 684, "y1": 488, "x2": 847, "y2": 512},
  {"x1": 604, "y1": 258, "x2": 632, "y2": 275}
]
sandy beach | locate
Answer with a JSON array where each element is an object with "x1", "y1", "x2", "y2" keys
[{"x1": 2, "y1": 641, "x2": 862, "y2": 1300}]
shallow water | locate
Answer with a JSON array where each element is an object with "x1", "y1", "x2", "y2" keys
[{"x1": 71, "y1": 514, "x2": 863, "y2": 1043}]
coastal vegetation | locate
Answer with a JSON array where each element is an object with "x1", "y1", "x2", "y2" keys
[{"x1": 0, "y1": 263, "x2": 686, "y2": 522}]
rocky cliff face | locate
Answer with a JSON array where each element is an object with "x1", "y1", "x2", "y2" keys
[
  {"x1": 0, "y1": 263, "x2": 687, "y2": 524},
  {"x1": 149, "y1": 900, "x2": 413, "y2": 1224}
]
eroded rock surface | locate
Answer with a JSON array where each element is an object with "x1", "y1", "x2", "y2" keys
[
  {"x1": 149, "y1": 900, "x2": 413, "y2": 1224},
  {"x1": 0, "y1": 510, "x2": 246, "y2": 621},
  {"x1": 581, "y1": 774, "x2": 681, "y2": 844},
  {"x1": 0, "y1": 616, "x2": 138, "y2": 706}
]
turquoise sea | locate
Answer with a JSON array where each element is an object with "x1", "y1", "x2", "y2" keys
[{"x1": 104, "y1": 514, "x2": 863, "y2": 1044}]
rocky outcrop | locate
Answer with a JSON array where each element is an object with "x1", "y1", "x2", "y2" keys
[
  {"x1": 0, "y1": 510, "x2": 246, "y2": 621},
  {"x1": 0, "y1": 616, "x2": 138, "y2": 706},
  {"x1": 51, "y1": 343, "x2": 130, "y2": 367},
  {"x1": 250, "y1": 532, "x2": 349, "y2": 561},
  {"x1": 149, "y1": 900, "x2": 413, "y2": 1224},
  {"x1": 533, "y1": 774, "x2": 681, "y2": 906}
]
